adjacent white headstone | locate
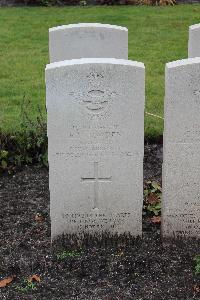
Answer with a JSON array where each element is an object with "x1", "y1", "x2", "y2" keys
[
  {"x1": 188, "y1": 24, "x2": 200, "y2": 58},
  {"x1": 49, "y1": 23, "x2": 128, "y2": 63},
  {"x1": 46, "y1": 58, "x2": 145, "y2": 239},
  {"x1": 162, "y1": 57, "x2": 200, "y2": 238}
]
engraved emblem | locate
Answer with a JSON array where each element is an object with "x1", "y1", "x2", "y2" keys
[
  {"x1": 83, "y1": 89, "x2": 108, "y2": 112},
  {"x1": 69, "y1": 71, "x2": 118, "y2": 114},
  {"x1": 83, "y1": 72, "x2": 109, "y2": 113}
]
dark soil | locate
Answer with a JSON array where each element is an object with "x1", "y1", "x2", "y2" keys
[{"x1": 1, "y1": 143, "x2": 200, "y2": 300}]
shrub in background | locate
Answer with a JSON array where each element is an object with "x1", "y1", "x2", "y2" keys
[
  {"x1": 126, "y1": 0, "x2": 175, "y2": 4},
  {"x1": 0, "y1": 100, "x2": 48, "y2": 174},
  {"x1": 12, "y1": 0, "x2": 83, "y2": 5},
  {"x1": 2, "y1": 0, "x2": 176, "y2": 5}
]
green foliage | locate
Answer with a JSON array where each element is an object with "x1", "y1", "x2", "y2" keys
[
  {"x1": 0, "y1": 99, "x2": 48, "y2": 173},
  {"x1": 56, "y1": 250, "x2": 83, "y2": 260},
  {"x1": 194, "y1": 255, "x2": 200, "y2": 275},
  {"x1": 137, "y1": 0, "x2": 176, "y2": 5},
  {"x1": 144, "y1": 181, "x2": 162, "y2": 217},
  {"x1": 15, "y1": 280, "x2": 37, "y2": 293},
  {"x1": 19, "y1": 99, "x2": 48, "y2": 166},
  {"x1": 147, "y1": 201, "x2": 161, "y2": 216},
  {"x1": 79, "y1": 0, "x2": 88, "y2": 5},
  {"x1": 0, "y1": 150, "x2": 9, "y2": 170}
]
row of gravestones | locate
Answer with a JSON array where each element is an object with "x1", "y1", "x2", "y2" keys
[{"x1": 45, "y1": 23, "x2": 200, "y2": 240}]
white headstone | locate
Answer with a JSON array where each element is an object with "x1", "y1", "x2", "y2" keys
[
  {"x1": 162, "y1": 57, "x2": 200, "y2": 238},
  {"x1": 188, "y1": 24, "x2": 200, "y2": 58},
  {"x1": 49, "y1": 23, "x2": 128, "y2": 63},
  {"x1": 46, "y1": 58, "x2": 145, "y2": 239}
]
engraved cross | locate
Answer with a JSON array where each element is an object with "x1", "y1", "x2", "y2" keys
[{"x1": 81, "y1": 162, "x2": 112, "y2": 209}]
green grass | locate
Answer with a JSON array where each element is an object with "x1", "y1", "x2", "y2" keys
[{"x1": 0, "y1": 5, "x2": 200, "y2": 138}]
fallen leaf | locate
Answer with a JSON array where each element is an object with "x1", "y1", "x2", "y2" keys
[
  {"x1": 151, "y1": 216, "x2": 161, "y2": 224},
  {"x1": 147, "y1": 193, "x2": 160, "y2": 205},
  {"x1": 117, "y1": 251, "x2": 124, "y2": 256},
  {"x1": 193, "y1": 284, "x2": 200, "y2": 293},
  {"x1": 151, "y1": 181, "x2": 162, "y2": 191},
  {"x1": 28, "y1": 275, "x2": 41, "y2": 283},
  {"x1": 0, "y1": 276, "x2": 14, "y2": 288},
  {"x1": 35, "y1": 213, "x2": 44, "y2": 222},
  {"x1": 146, "y1": 180, "x2": 152, "y2": 185}
]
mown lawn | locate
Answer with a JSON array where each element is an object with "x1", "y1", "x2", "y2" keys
[{"x1": 0, "y1": 5, "x2": 200, "y2": 138}]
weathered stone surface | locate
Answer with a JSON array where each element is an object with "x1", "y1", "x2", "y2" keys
[
  {"x1": 162, "y1": 57, "x2": 200, "y2": 238},
  {"x1": 188, "y1": 23, "x2": 200, "y2": 58},
  {"x1": 46, "y1": 58, "x2": 145, "y2": 239},
  {"x1": 49, "y1": 23, "x2": 128, "y2": 63}
]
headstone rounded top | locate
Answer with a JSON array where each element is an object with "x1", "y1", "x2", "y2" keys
[
  {"x1": 49, "y1": 23, "x2": 128, "y2": 32},
  {"x1": 166, "y1": 57, "x2": 200, "y2": 69},
  {"x1": 188, "y1": 23, "x2": 200, "y2": 58},
  {"x1": 49, "y1": 23, "x2": 128, "y2": 62},
  {"x1": 189, "y1": 23, "x2": 200, "y2": 31},
  {"x1": 46, "y1": 58, "x2": 144, "y2": 71}
]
